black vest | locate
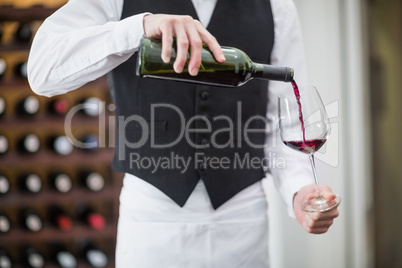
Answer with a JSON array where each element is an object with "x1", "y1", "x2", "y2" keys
[{"x1": 108, "y1": 0, "x2": 275, "y2": 209}]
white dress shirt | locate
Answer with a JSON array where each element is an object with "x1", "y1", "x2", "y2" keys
[{"x1": 28, "y1": 1, "x2": 313, "y2": 266}]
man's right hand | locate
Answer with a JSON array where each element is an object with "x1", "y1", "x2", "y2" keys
[{"x1": 143, "y1": 14, "x2": 226, "y2": 76}]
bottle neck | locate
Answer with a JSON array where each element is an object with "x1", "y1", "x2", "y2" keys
[{"x1": 252, "y1": 62, "x2": 294, "y2": 82}]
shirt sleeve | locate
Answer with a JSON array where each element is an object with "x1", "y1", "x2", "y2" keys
[
  {"x1": 27, "y1": 0, "x2": 149, "y2": 97},
  {"x1": 265, "y1": 0, "x2": 312, "y2": 218}
]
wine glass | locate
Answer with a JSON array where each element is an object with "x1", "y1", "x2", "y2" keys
[{"x1": 278, "y1": 85, "x2": 341, "y2": 212}]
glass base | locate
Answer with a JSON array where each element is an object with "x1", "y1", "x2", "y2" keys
[{"x1": 302, "y1": 194, "x2": 341, "y2": 213}]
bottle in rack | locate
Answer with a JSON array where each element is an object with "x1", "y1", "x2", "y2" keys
[
  {"x1": 0, "y1": 249, "x2": 12, "y2": 268},
  {"x1": 0, "y1": 211, "x2": 11, "y2": 233},
  {"x1": 77, "y1": 205, "x2": 105, "y2": 230},
  {"x1": 0, "y1": 135, "x2": 9, "y2": 155},
  {"x1": 0, "y1": 96, "x2": 5, "y2": 117},
  {"x1": 22, "y1": 246, "x2": 45, "y2": 268},
  {"x1": 136, "y1": 37, "x2": 294, "y2": 87},
  {"x1": 14, "y1": 61, "x2": 28, "y2": 79},
  {"x1": 48, "y1": 135, "x2": 74, "y2": 155},
  {"x1": 17, "y1": 96, "x2": 40, "y2": 116},
  {"x1": 51, "y1": 244, "x2": 77, "y2": 268},
  {"x1": 79, "y1": 241, "x2": 108, "y2": 268},
  {"x1": 50, "y1": 173, "x2": 73, "y2": 193},
  {"x1": 19, "y1": 173, "x2": 42, "y2": 193},
  {"x1": 0, "y1": 58, "x2": 6, "y2": 80},
  {"x1": 0, "y1": 175, "x2": 10, "y2": 195},
  {"x1": 48, "y1": 206, "x2": 73, "y2": 231},
  {"x1": 20, "y1": 209, "x2": 43, "y2": 232},
  {"x1": 15, "y1": 23, "x2": 33, "y2": 43},
  {"x1": 18, "y1": 133, "x2": 41, "y2": 154},
  {"x1": 79, "y1": 171, "x2": 105, "y2": 192},
  {"x1": 79, "y1": 97, "x2": 104, "y2": 117},
  {"x1": 48, "y1": 99, "x2": 70, "y2": 116}
]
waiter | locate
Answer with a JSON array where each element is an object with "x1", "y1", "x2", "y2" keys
[{"x1": 27, "y1": 0, "x2": 340, "y2": 267}]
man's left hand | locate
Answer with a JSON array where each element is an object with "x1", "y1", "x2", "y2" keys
[{"x1": 293, "y1": 184, "x2": 340, "y2": 234}]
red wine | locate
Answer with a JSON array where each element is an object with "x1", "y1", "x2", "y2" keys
[
  {"x1": 283, "y1": 139, "x2": 326, "y2": 154},
  {"x1": 291, "y1": 79, "x2": 306, "y2": 141}
]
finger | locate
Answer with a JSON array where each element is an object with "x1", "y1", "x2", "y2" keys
[
  {"x1": 160, "y1": 23, "x2": 174, "y2": 63},
  {"x1": 322, "y1": 190, "x2": 335, "y2": 199},
  {"x1": 185, "y1": 22, "x2": 203, "y2": 76},
  {"x1": 194, "y1": 21, "x2": 225, "y2": 62},
  {"x1": 304, "y1": 214, "x2": 334, "y2": 229},
  {"x1": 172, "y1": 21, "x2": 190, "y2": 73},
  {"x1": 307, "y1": 208, "x2": 339, "y2": 221}
]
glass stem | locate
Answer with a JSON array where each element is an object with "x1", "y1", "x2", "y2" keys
[{"x1": 308, "y1": 154, "x2": 322, "y2": 198}]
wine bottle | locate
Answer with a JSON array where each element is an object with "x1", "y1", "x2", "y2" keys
[
  {"x1": 136, "y1": 37, "x2": 294, "y2": 87},
  {"x1": 79, "y1": 97, "x2": 104, "y2": 117},
  {"x1": 14, "y1": 61, "x2": 28, "y2": 79},
  {"x1": 0, "y1": 249, "x2": 12, "y2": 268},
  {"x1": 20, "y1": 209, "x2": 42, "y2": 232},
  {"x1": 48, "y1": 206, "x2": 73, "y2": 231},
  {"x1": 51, "y1": 244, "x2": 77, "y2": 268},
  {"x1": 0, "y1": 23, "x2": 3, "y2": 43},
  {"x1": 22, "y1": 247, "x2": 45, "y2": 268},
  {"x1": 0, "y1": 175, "x2": 10, "y2": 195},
  {"x1": 0, "y1": 57, "x2": 6, "y2": 80},
  {"x1": 0, "y1": 135, "x2": 9, "y2": 155},
  {"x1": 77, "y1": 205, "x2": 105, "y2": 230},
  {"x1": 0, "y1": 96, "x2": 6, "y2": 117},
  {"x1": 79, "y1": 241, "x2": 108, "y2": 268},
  {"x1": 48, "y1": 135, "x2": 73, "y2": 155},
  {"x1": 0, "y1": 212, "x2": 11, "y2": 233},
  {"x1": 18, "y1": 134, "x2": 40, "y2": 154},
  {"x1": 18, "y1": 96, "x2": 40, "y2": 116},
  {"x1": 80, "y1": 134, "x2": 98, "y2": 152},
  {"x1": 50, "y1": 173, "x2": 73, "y2": 193},
  {"x1": 48, "y1": 99, "x2": 69, "y2": 115},
  {"x1": 15, "y1": 23, "x2": 33, "y2": 43},
  {"x1": 80, "y1": 171, "x2": 105, "y2": 192},
  {"x1": 19, "y1": 173, "x2": 42, "y2": 193}
]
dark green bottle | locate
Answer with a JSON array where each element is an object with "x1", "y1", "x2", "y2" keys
[{"x1": 136, "y1": 37, "x2": 294, "y2": 87}]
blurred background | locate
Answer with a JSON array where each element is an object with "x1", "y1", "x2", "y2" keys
[
  {"x1": 266, "y1": 0, "x2": 402, "y2": 267},
  {"x1": 0, "y1": 0, "x2": 401, "y2": 267}
]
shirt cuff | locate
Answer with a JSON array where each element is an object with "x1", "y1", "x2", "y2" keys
[{"x1": 113, "y1": 12, "x2": 152, "y2": 54}]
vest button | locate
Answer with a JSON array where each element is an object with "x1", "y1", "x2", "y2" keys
[
  {"x1": 200, "y1": 91, "x2": 210, "y2": 100},
  {"x1": 201, "y1": 139, "x2": 209, "y2": 146}
]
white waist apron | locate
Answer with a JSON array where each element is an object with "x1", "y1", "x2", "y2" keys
[{"x1": 116, "y1": 174, "x2": 269, "y2": 268}]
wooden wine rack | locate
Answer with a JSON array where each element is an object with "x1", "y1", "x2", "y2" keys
[{"x1": 0, "y1": 2, "x2": 122, "y2": 267}]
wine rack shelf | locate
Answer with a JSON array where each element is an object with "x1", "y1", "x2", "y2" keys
[{"x1": 0, "y1": 1, "x2": 121, "y2": 267}]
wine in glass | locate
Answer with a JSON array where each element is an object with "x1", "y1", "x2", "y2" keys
[{"x1": 278, "y1": 85, "x2": 341, "y2": 212}]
